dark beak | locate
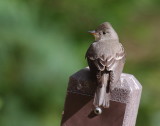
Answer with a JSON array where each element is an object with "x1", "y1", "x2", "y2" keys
[{"x1": 88, "y1": 30, "x2": 96, "y2": 35}]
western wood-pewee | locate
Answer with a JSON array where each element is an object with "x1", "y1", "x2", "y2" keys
[{"x1": 85, "y1": 22, "x2": 125, "y2": 108}]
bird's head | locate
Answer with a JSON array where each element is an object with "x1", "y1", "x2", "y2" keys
[{"x1": 88, "y1": 22, "x2": 119, "y2": 41}]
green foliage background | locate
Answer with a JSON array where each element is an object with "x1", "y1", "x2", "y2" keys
[{"x1": 0, "y1": 0, "x2": 160, "y2": 126}]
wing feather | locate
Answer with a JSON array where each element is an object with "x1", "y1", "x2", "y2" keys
[{"x1": 86, "y1": 42, "x2": 125, "y2": 72}]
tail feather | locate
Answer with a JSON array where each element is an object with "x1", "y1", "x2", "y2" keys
[{"x1": 93, "y1": 73, "x2": 110, "y2": 108}]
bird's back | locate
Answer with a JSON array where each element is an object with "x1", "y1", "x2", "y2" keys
[{"x1": 86, "y1": 40, "x2": 123, "y2": 61}]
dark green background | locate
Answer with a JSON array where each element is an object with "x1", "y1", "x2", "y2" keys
[{"x1": 0, "y1": 0, "x2": 160, "y2": 126}]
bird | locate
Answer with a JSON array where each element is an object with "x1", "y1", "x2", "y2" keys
[{"x1": 85, "y1": 22, "x2": 125, "y2": 108}]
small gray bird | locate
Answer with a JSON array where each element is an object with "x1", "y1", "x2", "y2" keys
[{"x1": 85, "y1": 22, "x2": 125, "y2": 108}]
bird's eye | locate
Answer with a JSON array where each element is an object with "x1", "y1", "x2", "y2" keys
[{"x1": 103, "y1": 31, "x2": 106, "y2": 34}]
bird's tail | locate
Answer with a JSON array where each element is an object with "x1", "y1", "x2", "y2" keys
[{"x1": 93, "y1": 73, "x2": 110, "y2": 108}]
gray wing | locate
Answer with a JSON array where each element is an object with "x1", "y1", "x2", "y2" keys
[{"x1": 86, "y1": 42, "x2": 125, "y2": 85}]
